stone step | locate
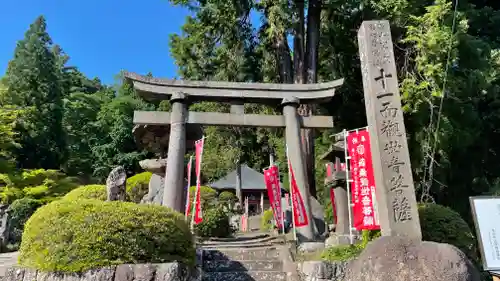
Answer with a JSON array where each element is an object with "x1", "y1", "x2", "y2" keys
[
  {"x1": 199, "y1": 242, "x2": 276, "y2": 249},
  {"x1": 202, "y1": 247, "x2": 280, "y2": 261},
  {"x1": 205, "y1": 233, "x2": 269, "y2": 242},
  {"x1": 203, "y1": 260, "x2": 283, "y2": 272},
  {"x1": 202, "y1": 271, "x2": 286, "y2": 281},
  {"x1": 200, "y1": 235, "x2": 280, "y2": 246}
]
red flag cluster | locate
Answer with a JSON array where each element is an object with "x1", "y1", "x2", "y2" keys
[
  {"x1": 185, "y1": 138, "x2": 205, "y2": 225},
  {"x1": 346, "y1": 129, "x2": 380, "y2": 230}
]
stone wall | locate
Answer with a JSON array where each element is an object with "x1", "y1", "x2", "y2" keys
[
  {"x1": 296, "y1": 261, "x2": 348, "y2": 281},
  {"x1": 2, "y1": 262, "x2": 199, "y2": 281}
]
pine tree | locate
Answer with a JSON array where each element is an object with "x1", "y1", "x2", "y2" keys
[{"x1": 4, "y1": 15, "x2": 66, "y2": 169}]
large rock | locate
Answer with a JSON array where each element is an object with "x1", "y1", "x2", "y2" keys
[
  {"x1": 2, "y1": 262, "x2": 195, "y2": 281},
  {"x1": 106, "y1": 166, "x2": 127, "y2": 201},
  {"x1": 345, "y1": 236, "x2": 481, "y2": 281},
  {"x1": 0, "y1": 204, "x2": 10, "y2": 249}
]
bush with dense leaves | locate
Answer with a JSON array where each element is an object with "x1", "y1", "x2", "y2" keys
[
  {"x1": 0, "y1": 169, "x2": 79, "y2": 204},
  {"x1": 188, "y1": 185, "x2": 217, "y2": 208},
  {"x1": 194, "y1": 206, "x2": 233, "y2": 238},
  {"x1": 418, "y1": 203, "x2": 477, "y2": 260},
  {"x1": 321, "y1": 244, "x2": 364, "y2": 261},
  {"x1": 19, "y1": 199, "x2": 194, "y2": 273},
  {"x1": 260, "y1": 209, "x2": 274, "y2": 231},
  {"x1": 126, "y1": 172, "x2": 152, "y2": 203},
  {"x1": 321, "y1": 204, "x2": 474, "y2": 263},
  {"x1": 5, "y1": 198, "x2": 43, "y2": 247},
  {"x1": 218, "y1": 191, "x2": 236, "y2": 204},
  {"x1": 62, "y1": 185, "x2": 107, "y2": 201}
]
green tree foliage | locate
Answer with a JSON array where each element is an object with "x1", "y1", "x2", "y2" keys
[
  {"x1": 3, "y1": 16, "x2": 66, "y2": 170},
  {"x1": 166, "y1": 0, "x2": 500, "y2": 221},
  {"x1": 1, "y1": 0, "x2": 500, "y2": 245}
]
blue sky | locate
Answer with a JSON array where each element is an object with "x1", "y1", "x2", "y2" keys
[{"x1": 0, "y1": 0, "x2": 193, "y2": 85}]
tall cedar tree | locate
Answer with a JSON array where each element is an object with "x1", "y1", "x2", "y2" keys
[{"x1": 4, "y1": 16, "x2": 66, "y2": 169}]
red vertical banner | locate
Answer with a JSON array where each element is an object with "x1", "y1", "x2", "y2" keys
[
  {"x1": 263, "y1": 165, "x2": 283, "y2": 229},
  {"x1": 355, "y1": 129, "x2": 380, "y2": 230},
  {"x1": 347, "y1": 131, "x2": 363, "y2": 229},
  {"x1": 288, "y1": 162, "x2": 309, "y2": 227},
  {"x1": 347, "y1": 129, "x2": 380, "y2": 230},
  {"x1": 193, "y1": 138, "x2": 204, "y2": 225},
  {"x1": 185, "y1": 156, "x2": 193, "y2": 218}
]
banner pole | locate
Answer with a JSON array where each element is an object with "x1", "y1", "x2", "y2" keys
[
  {"x1": 286, "y1": 145, "x2": 298, "y2": 241},
  {"x1": 344, "y1": 129, "x2": 354, "y2": 245},
  {"x1": 185, "y1": 155, "x2": 193, "y2": 219}
]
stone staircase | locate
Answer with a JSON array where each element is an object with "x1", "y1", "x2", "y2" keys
[{"x1": 197, "y1": 233, "x2": 289, "y2": 281}]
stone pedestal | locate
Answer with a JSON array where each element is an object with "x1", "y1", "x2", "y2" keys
[
  {"x1": 333, "y1": 186, "x2": 350, "y2": 236},
  {"x1": 140, "y1": 159, "x2": 167, "y2": 205}
]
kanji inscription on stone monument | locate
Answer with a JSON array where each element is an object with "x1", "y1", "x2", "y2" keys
[{"x1": 357, "y1": 20, "x2": 422, "y2": 239}]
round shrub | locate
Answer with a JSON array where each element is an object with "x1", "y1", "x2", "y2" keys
[
  {"x1": 19, "y1": 199, "x2": 194, "y2": 272},
  {"x1": 6, "y1": 198, "x2": 43, "y2": 246},
  {"x1": 126, "y1": 172, "x2": 152, "y2": 203},
  {"x1": 62, "y1": 185, "x2": 107, "y2": 201},
  {"x1": 188, "y1": 186, "x2": 217, "y2": 208},
  {"x1": 418, "y1": 203, "x2": 477, "y2": 260},
  {"x1": 194, "y1": 206, "x2": 233, "y2": 238},
  {"x1": 218, "y1": 191, "x2": 236, "y2": 204},
  {"x1": 260, "y1": 209, "x2": 274, "y2": 231}
]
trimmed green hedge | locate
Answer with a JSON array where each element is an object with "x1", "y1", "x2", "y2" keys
[
  {"x1": 126, "y1": 172, "x2": 152, "y2": 203},
  {"x1": 62, "y1": 185, "x2": 107, "y2": 201},
  {"x1": 19, "y1": 199, "x2": 194, "y2": 272}
]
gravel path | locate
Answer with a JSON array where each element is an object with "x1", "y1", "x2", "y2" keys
[{"x1": 0, "y1": 252, "x2": 18, "y2": 277}]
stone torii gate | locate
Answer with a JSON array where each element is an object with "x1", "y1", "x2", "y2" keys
[{"x1": 125, "y1": 72, "x2": 344, "y2": 241}]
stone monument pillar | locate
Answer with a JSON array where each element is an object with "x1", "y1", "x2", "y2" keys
[
  {"x1": 282, "y1": 97, "x2": 315, "y2": 241},
  {"x1": 358, "y1": 20, "x2": 421, "y2": 239},
  {"x1": 164, "y1": 93, "x2": 188, "y2": 212}
]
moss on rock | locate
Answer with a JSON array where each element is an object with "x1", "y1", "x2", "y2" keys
[
  {"x1": 19, "y1": 199, "x2": 194, "y2": 272},
  {"x1": 126, "y1": 172, "x2": 152, "y2": 203}
]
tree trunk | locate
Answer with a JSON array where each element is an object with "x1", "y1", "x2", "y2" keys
[
  {"x1": 235, "y1": 161, "x2": 243, "y2": 205},
  {"x1": 277, "y1": 36, "x2": 293, "y2": 84},
  {"x1": 297, "y1": 0, "x2": 322, "y2": 199}
]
